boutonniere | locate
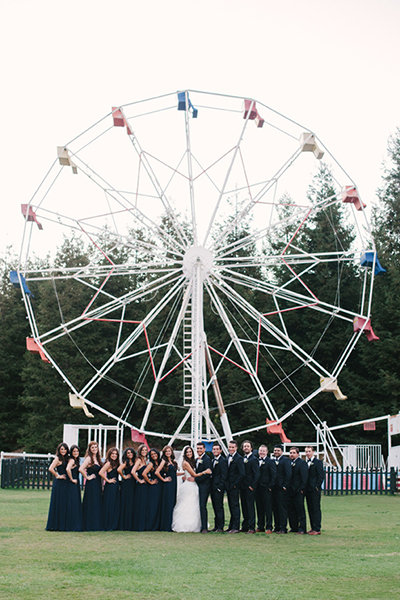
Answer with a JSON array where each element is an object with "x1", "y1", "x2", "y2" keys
[
  {"x1": 244, "y1": 458, "x2": 248, "y2": 464},
  {"x1": 198, "y1": 459, "x2": 203, "y2": 464}
]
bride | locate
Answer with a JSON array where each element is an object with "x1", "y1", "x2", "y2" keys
[{"x1": 172, "y1": 446, "x2": 205, "y2": 532}]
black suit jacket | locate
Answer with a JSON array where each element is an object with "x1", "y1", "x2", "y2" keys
[
  {"x1": 195, "y1": 453, "x2": 212, "y2": 486},
  {"x1": 241, "y1": 454, "x2": 259, "y2": 489},
  {"x1": 274, "y1": 455, "x2": 291, "y2": 490},
  {"x1": 257, "y1": 457, "x2": 277, "y2": 490},
  {"x1": 211, "y1": 455, "x2": 228, "y2": 491},
  {"x1": 226, "y1": 453, "x2": 245, "y2": 491},
  {"x1": 288, "y1": 457, "x2": 308, "y2": 494},
  {"x1": 305, "y1": 457, "x2": 324, "y2": 492}
]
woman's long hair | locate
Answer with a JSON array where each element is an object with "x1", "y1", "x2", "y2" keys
[
  {"x1": 161, "y1": 445, "x2": 177, "y2": 469},
  {"x1": 182, "y1": 446, "x2": 196, "y2": 470},
  {"x1": 69, "y1": 444, "x2": 80, "y2": 468},
  {"x1": 122, "y1": 447, "x2": 136, "y2": 466},
  {"x1": 56, "y1": 442, "x2": 69, "y2": 464},
  {"x1": 106, "y1": 447, "x2": 120, "y2": 469},
  {"x1": 149, "y1": 448, "x2": 160, "y2": 468},
  {"x1": 85, "y1": 441, "x2": 103, "y2": 467}
]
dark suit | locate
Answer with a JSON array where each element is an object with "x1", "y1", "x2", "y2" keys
[
  {"x1": 272, "y1": 455, "x2": 291, "y2": 532},
  {"x1": 240, "y1": 453, "x2": 259, "y2": 531},
  {"x1": 211, "y1": 454, "x2": 228, "y2": 530},
  {"x1": 255, "y1": 456, "x2": 277, "y2": 531},
  {"x1": 305, "y1": 457, "x2": 324, "y2": 532},
  {"x1": 226, "y1": 452, "x2": 245, "y2": 531},
  {"x1": 195, "y1": 452, "x2": 212, "y2": 531},
  {"x1": 288, "y1": 457, "x2": 308, "y2": 533}
]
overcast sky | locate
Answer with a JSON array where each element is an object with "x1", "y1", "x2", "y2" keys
[{"x1": 1, "y1": 0, "x2": 399, "y2": 257}]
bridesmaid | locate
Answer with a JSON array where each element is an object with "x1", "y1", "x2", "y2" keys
[
  {"x1": 46, "y1": 442, "x2": 69, "y2": 531},
  {"x1": 132, "y1": 444, "x2": 148, "y2": 531},
  {"x1": 143, "y1": 448, "x2": 162, "y2": 530},
  {"x1": 65, "y1": 444, "x2": 83, "y2": 531},
  {"x1": 80, "y1": 440, "x2": 103, "y2": 531},
  {"x1": 156, "y1": 445, "x2": 178, "y2": 532},
  {"x1": 117, "y1": 447, "x2": 136, "y2": 530},
  {"x1": 100, "y1": 447, "x2": 120, "y2": 531}
]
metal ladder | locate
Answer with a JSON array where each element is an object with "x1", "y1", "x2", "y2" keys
[{"x1": 183, "y1": 298, "x2": 192, "y2": 407}]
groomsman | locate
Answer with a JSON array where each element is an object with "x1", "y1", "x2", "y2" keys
[
  {"x1": 271, "y1": 444, "x2": 291, "y2": 533},
  {"x1": 305, "y1": 445, "x2": 324, "y2": 535},
  {"x1": 255, "y1": 445, "x2": 277, "y2": 533},
  {"x1": 240, "y1": 440, "x2": 259, "y2": 533},
  {"x1": 225, "y1": 440, "x2": 245, "y2": 533},
  {"x1": 195, "y1": 442, "x2": 212, "y2": 533},
  {"x1": 210, "y1": 442, "x2": 228, "y2": 532},
  {"x1": 287, "y1": 446, "x2": 308, "y2": 534}
]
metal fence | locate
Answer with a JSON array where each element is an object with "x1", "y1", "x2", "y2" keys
[
  {"x1": 1, "y1": 456, "x2": 399, "y2": 494},
  {"x1": 323, "y1": 466, "x2": 399, "y2": 495},
  {"x1": 1, "y1": 456, "x2": 53, "y2": 489}
]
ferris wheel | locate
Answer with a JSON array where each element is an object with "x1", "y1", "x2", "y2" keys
[{"x1": 14, "y1": 89, "x2": 381, "y2": 451}]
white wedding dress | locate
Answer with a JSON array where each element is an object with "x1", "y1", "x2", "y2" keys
[{"x1": 172, "y1": 470, "x2": 202, "y2": 532}]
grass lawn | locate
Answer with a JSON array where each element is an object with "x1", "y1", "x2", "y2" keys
[{"x1": 0, "y1": 490, "x2": 399, "y2": 600}]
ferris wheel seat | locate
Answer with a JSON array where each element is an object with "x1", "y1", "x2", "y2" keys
[
  {"x1": 26, "y1": 337, "x2": 50, "y2": 363},
  {"x1": 21, "y1": 204, "x2": 43, "y2": 230},
  {"x1": 68, "y1": 393, "x2": 94, "y2": 418},
  {"x1": 57, "y1": 147, "x2": 78, "y2": 174},
  {"x1": 360, "y1": 252, "x2": 386, "y2": 275},
  {"x1": 177, "y1": 92, "x2": 198, "y2": 118},
  {"x1": 319, "y1": 376, "x2": 347, "y2": 400},
  {"x1": 341, "y1": 186, "x2": 366, "y2": 211},
  {"x1": 299, "y1": 132, "x2": 324, "y2": 160},
  {"x1": 131, "y1": 428, "x2": 149, "y2": 447},
  {"x1": 353, "y1": 316, "x2": 380, "y2": 342},
  {"x1": 243, "y1": 99, "x2": 264, "y2": 128},
  {"x1": 9, "y1": 271, "x2": 33, "y2": 296},
  {"x1": 266, "y1": 419, "x2": 291, "y2": 443},
  {"x1": 111, "y1": 107, "x2": 125, "y2": 127}
]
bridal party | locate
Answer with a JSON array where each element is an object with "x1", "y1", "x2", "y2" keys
[{"x1": 46, "y1": 439, "x2": 324, "y2": 535}]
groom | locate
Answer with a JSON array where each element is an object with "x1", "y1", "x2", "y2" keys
[{"x1": 195, "y1": 442, "x2": 212, "y2": 533}]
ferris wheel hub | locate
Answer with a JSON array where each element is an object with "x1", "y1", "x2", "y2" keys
[{"x1": 182, "y1": 245, "x2": 214, "y2": 280}]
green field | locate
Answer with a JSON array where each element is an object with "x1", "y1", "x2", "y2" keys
[{"x1": 0, "y1": 490, "x2": 399, "y2": 600}]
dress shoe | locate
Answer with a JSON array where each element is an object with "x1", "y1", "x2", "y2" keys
[
  {"x1": 214, "y1": 528, "x2": 224, "y2": 533},
  {"x1": 276, "y1": 530, "x2": 287, "y2": 534},
  {"x1": 256, "y1": 528, "x2": 265, "y2": 533},
  {"x1": 228, "y1": 529, "x2": 239, "y2": 533},
  {"x1": 265, "y1": 529, "x2": 273, "y2": 534},
  {"x1": 289, "y1": 529, "x2": 298, "y2": 533},
  {"x1": 297, "y1": 531, "x2": 305, "y2": 535},
  {"x1": 201, "y1": 529, "x2": 208, "y2": 534},
  {"x1": 308, "y1": 530, "x2": 321, "y2": 535},
  {"x1": 246, "y1": 529, "x2": 255, "y2": 534}
]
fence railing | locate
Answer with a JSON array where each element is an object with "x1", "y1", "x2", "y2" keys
[
  {"x1": 1, "y1": 456, "x2": 53, "y2": 489},
  {"x1": 323, "y1": 466, "x2": 399, "y2": 495}
]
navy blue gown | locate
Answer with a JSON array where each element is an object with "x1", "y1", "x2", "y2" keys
[
  {"x1": 82, "y1": 464, "x2": 103, "y2": 531},
  {"x1": 145, "y1": 467, "x2": 162, "y2": 531},
  {"x1": 118, "y1": 464, "x2": 135, "y2": 530},
  {"x1": 65, "y1": 464, "x2": 82, "y2": 531},
  {"x1": 159, "y1": 462, "x2": 177, "y2": 532},
  {"x1": 46, "y1": 462, "x2": 69, "y2": 531},
  {"x1": 102, "y1": 467, "x2": 120, "y2": 531},
  {"x1": 133, "y1": 465, "x2": 147, "y2": 531}
]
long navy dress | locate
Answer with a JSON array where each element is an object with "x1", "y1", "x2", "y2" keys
[
  {"x1": 102, "y1": 467, "x2": 120, "y2": 531},
  {"x1": 133, "y1": 465, "x2": 147, "y2": 531},
  {"x1": 82, "y1": 464, "x2": 103, "y2": 531},
  {"x1": 65, "y1": 464, "x2": 82, "y2": 531},
  {"x1": 46, "y1": 462, "x2": 69, "y2": 531},
  {"x1": 159, "y1": 462, "x2": 177, "y2": 532},
  {"x1": 145, "y1": 467, "x2": 162, "y2": 531},
  {"x1": 118, "y1": 464, "x2": 135, "y2": 530}
]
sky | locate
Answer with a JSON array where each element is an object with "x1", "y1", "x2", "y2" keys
[{"x1": 1, "y1": 0, "x2": 399, "y2": 258}]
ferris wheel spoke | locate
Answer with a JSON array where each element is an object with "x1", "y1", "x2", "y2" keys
[
  {"x1": 212, "y1": 146, "x2": 303, "y2": 253},
  {"x1": 202, "y1": 112, "x2": 253, "y2": 248},
  {"x1": 140, "y1": 279, "x2": 193, "y2": 430},
  {"x1": 78, "y1": 276, "x2": 186, "y2": 398},
  {"x1": 40, "y1": 270, "x2": 183, "y2": 345},
  {"x1": 206, "y1": 280, "x2": 278, "y2": 421},
  {"x1": 213, "y1": 277, "x2": 332, "y2": 380}
]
